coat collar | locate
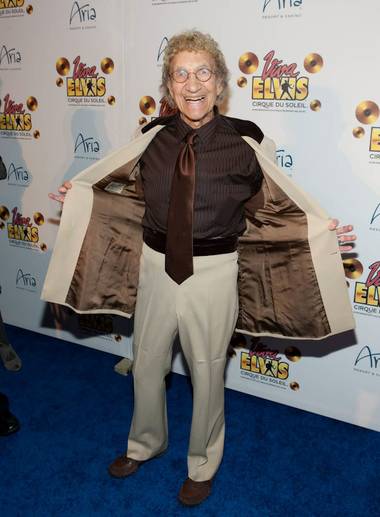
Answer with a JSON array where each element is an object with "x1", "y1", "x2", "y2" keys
[{"x1": 141, "y1": 111, "x2": 264, "y2": 144}]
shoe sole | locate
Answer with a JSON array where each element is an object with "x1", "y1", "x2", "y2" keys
[
  {"x1": 178, "y1": 491, "x2": 212, "y2": 506},
  {"x1": 108, "y1": 461, "x2": 140, "y2": 478}
]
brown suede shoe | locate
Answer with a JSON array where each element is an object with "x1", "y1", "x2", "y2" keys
[
  {"x1": 108, "y1": 455, "x2": 142, "y2": 478},
  {"x1": 178, "y1": 477, "x2": 212, "y2": 506}
]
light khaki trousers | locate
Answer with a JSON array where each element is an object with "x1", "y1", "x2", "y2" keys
[{"x1": 127, "y1": 243, "x2": 239, "y2": 481}]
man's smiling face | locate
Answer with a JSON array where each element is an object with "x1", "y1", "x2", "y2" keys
[{"x1": 168, "y1": 50, "x2": 222, "y2": 129}]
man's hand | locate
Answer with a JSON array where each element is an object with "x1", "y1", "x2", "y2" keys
[
  {"x1": 328, "y1": 219, "x2": 356, "y2": 252},
  {"x1": 48, "y1": 181, "x2": 72, "y2": 204}
]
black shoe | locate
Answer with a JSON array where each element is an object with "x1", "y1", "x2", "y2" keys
[
  {"x1": 0, "y1": 392, "x2": 9, "y2": 411},
  {"x1": 0, "y1": 410, "x2": 20, "y2": 436}
]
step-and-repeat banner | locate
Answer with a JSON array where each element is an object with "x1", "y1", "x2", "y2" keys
[
  {"x1": 0, "y1": 0, "x2": 134, "y2": 357},
  {"x1": 1, "y1": 0, "x2": 379, "y2": 431}
]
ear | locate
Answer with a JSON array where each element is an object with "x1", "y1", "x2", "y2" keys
[
  {"x1": 166, "y1": 82, "x2": 177, "y2": 109},
  {"x1": 167, "y1": 80, "x2": 174, "y2": 99},
  {"x1": 216, "y1": 79, "x2": 223, "y2": 98}
]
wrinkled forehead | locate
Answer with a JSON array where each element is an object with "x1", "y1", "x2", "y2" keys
[{"x1": 169, "y1": 50, "x2": 216, "y2": 71}]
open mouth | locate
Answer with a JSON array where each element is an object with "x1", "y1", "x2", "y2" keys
[{"x1": 185, "y1": 96, "x2": 205, "y2": 103}]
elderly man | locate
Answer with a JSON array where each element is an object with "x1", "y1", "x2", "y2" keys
[{"x1": 45, "y1": 30, "x2": 355, "y2": 506}]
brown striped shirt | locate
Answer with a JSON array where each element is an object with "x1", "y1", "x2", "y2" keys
[{"x1": 140, "y1": 111, "x2": 262, "y2": 239}]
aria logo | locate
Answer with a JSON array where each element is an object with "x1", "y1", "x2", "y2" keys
[
  {"x1": 0, "y1": 45, "x2": 21, "y2": 69},
  {"x1": 276, "y1": 148, "x2": 294, "y2": 170},
  {"x1": 370, "y1": 203, "x2": 380, "y2": 227},
  {"x1": 354, "y1": 345, "x2": 380, "y2": 374},
  {"x1": 157, "y1": 37, "x2": 168, "y2": 64},
  {"x1": 74, "y1": 132, "x2": 100, "y2": 159},
  {"x1": 7, "y1": 161, "x2": 30, "y2": 186},
  {"x1": 262, "y1": 0, "x2": 303, "y2": 13},
  {"x1": 16, "y1": 268, "x2": 37, "y2": 291},
  {"x1": 69, "y1": 1, "x2": 96, "y2": 27}
]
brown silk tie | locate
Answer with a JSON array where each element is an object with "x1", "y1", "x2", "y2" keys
[{"x1": 165, "y1": 131, "x2": 196, "y2": 284}]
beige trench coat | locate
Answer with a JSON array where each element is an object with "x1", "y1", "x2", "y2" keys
[{"x1": 42, "y1": 115, "x2": 355, "y2": 340}]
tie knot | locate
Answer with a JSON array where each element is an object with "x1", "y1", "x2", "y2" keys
[{"x1": 185, "y1": 131, "x2": 197, "y2": 146}]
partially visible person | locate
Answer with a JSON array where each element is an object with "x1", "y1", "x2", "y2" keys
[
  {"x1": 0, "y1": 310, "x2": 22, "y2": 372},
  {"x1": 0, "y1": 309, "x2": 21, "y2": 435},
  {"x1": 0, "y1": 160, "x2": 23, "y2": 372},
  {"x1": 0, "y1": 392, "x2": 20, "y2": 436},
  {"x1": 0, "y1": 158, "x2": 22, "y2": 435},
  {"x1": 0, "y1": 155, "x2": 6, "y2": 180}
]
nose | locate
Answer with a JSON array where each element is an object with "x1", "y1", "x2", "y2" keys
[{"x1": 184, "y1": 73, "x2": 202, "y2": 91}]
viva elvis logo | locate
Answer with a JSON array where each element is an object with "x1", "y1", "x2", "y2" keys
[
  {"x1": 0, "y1": 0, "x2": 25, "y2": 9},
  {"x1": 0, "y1": 94, "x2": 34, "y2": 131},
  {"x1": 67, "y1": 56, "x2": 105, "y2": 96},
  {"x1": 7, "y1": 206, "x2": 40, "y2": 242},
  {"x1": 252, "y1": 50, "x2": 308, "y2": 101},
  {"x1": 56, "y1": 56, "x2": 114, "y2": 97},
  {"x1": 354, "y1": 262, "x2": 380, "y2": 306},
  {"x1": 240, "y1": 347, "x2": 289, "y2": 379}
]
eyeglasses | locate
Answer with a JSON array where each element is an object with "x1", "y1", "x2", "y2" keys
[{"x1": 170, "y1": 67, "x2": 215, "y2": 83}]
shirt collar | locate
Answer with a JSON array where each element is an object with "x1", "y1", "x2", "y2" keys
[{"x1": 173, "y1": 107, "x2": 220, "y2": 144}]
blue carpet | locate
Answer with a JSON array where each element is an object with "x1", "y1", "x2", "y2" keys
[{"x1": 1, "y1": 324, "x2": 379, "y2": 517}]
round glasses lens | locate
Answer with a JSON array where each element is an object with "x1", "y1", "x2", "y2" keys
[
  {"x1": 173, "y1": 70, "x2": 188, "y2": 83},
  {"x1": 196, "y1": 68, "x2": 212, "y2": 81}
]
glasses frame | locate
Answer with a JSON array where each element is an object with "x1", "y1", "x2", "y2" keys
[{"x1": 170, "y1": 67, "x2": 216, "y2": 84}]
